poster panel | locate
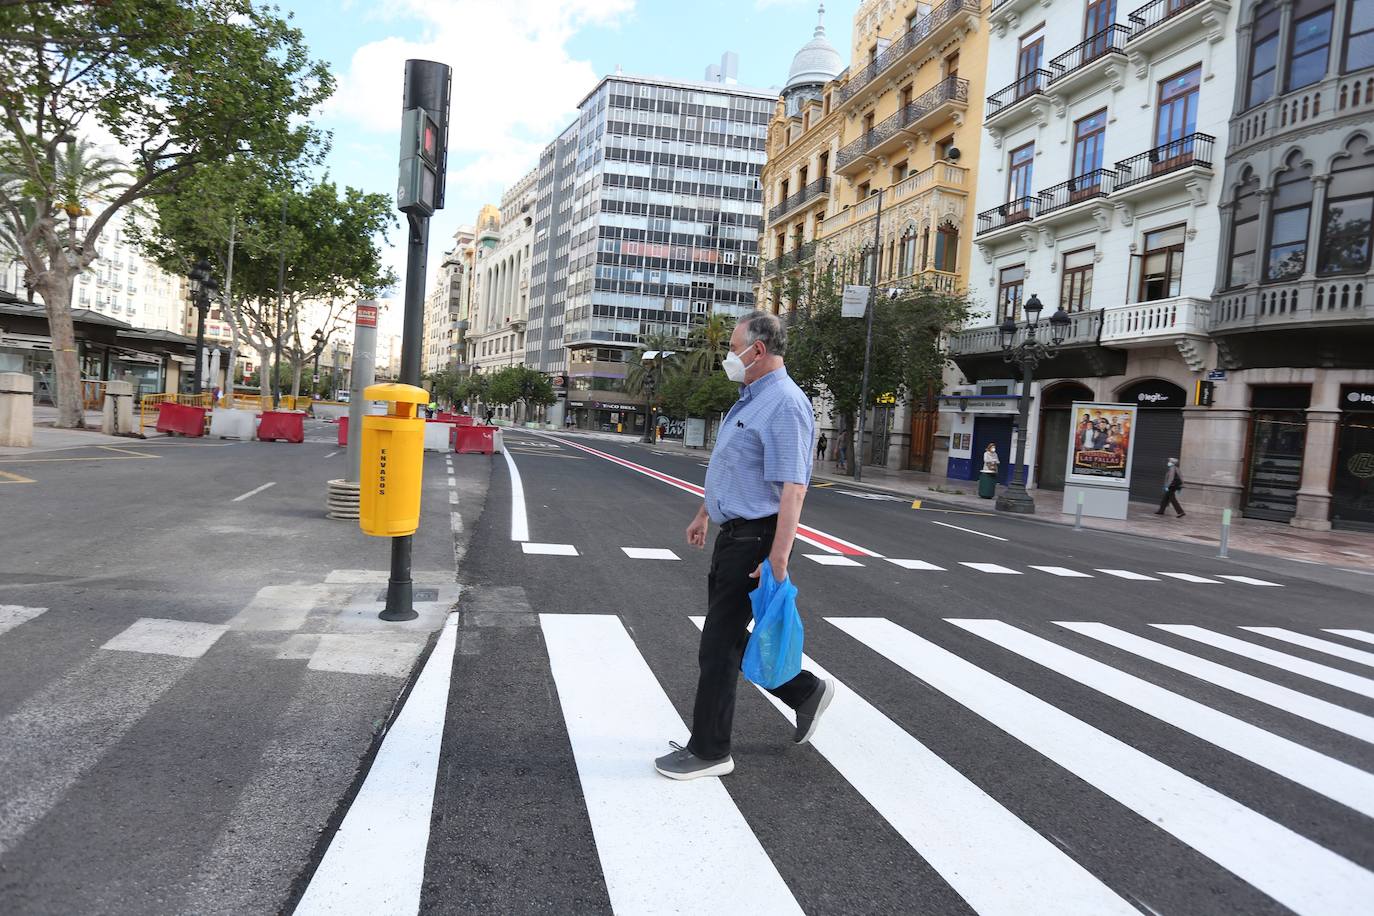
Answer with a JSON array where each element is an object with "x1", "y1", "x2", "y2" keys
[{"x1": 1065, "y1": 401, "x2": 1138, "y2": 488}]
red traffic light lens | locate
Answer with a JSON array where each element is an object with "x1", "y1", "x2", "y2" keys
[{"x1": 422, "y1": 121, "x2": 437, "y2": 160}]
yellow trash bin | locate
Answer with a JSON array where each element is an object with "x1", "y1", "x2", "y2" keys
[{"x1": 359, "y1": 383, "x2": 429, "y2": 537}]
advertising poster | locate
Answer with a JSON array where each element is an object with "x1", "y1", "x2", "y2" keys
[{"x1": 1066, "y1": 402, "x2": 1138, "y2": 487}]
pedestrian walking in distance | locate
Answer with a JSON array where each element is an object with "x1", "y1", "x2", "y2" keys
[
  {"x1": 1156, "y1": 457, "x2": 1186, "y2": 517},
  {"x1": 978, "y1": 442, "x2": 999, "y2": 499},
  {"x1": 656, "y1": 311, "x2": 835, "y2": 780},
  {"x1": 816, "y1": 432, "x2": 828, "y2": 462}
]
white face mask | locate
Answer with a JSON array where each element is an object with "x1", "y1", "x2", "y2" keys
[{"x1": 722, "y1": 345, "x2": 757, "y2": 383}]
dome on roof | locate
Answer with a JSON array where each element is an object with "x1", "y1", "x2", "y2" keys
[{"x1": 784, "y1": 4, "x2": 842, "y2": 93}]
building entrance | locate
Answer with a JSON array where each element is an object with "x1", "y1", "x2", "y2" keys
[
  {"x1": 1119, "y1": 379, "x2": 1186, "y2": 502},
  {"x1": 1333, "y1": 386, "x2": 1374, "y2": 531},
  {"x1": 1243, "y1": 385, "x2": 1311, "y2": 522},
  {"x1": 1036, "y1": 382, "x2": 1094, "y2": 491}
]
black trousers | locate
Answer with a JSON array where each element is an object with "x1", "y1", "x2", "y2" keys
[
  {"x1": 688, "y1": 516, "x2": 820, "y2": 760},
  {"x1": 1158, "y1": 487, "x2": 1184, "y2": 515}
]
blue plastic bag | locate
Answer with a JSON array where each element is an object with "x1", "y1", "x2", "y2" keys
[{"x1": 741, "y1": 559, "x2": 805, "y2": 689}]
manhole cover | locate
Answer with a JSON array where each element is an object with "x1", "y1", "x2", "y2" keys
[{"x1": 375, "y1": 588, "x2": 440, "y2": 602}]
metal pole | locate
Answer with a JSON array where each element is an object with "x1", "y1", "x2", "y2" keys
[
  {"x1": 1074, "y1": 490, "x2": 1084, "y2": 530},
  {"x1": 1218, "y1": 507, "x2": 1232, "y2": 558},
  {"x1": 346, "y1": 305, "x2": 377, "y2": 484},
  {"x1": 193, "y1": 293, "x2": 206, "y2": 394},
  {"x1": 995, "y1": 350, "x2": 1038, "y2": 513},
  {"x1": 380, "y1": 212, "x2": 429, "y2": 623},
  {"x1": 273, "y1": 192, "x2": 286, "y2": 410},
  {"x1": 855, "y1": 188, "x2": 883, "y2": 484}
]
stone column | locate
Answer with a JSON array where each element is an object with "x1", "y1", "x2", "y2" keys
[
  {"x1": 1303, "y1": 175, "x2": 1330, "y2": 278},
  {"x1": 102, "y1": 379, "x2": 134, "y2": 436},
  {"x1": 1291, "y1": 378, "x2": 1340, "y2": 530},
  {"x1": 0, "y1": 371, "x2": 34, "y2": 448}
]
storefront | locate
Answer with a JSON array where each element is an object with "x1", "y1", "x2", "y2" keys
[
  {"x1": 567, "y1": 397, "x2": 646, "y2": 434},
  {"x1": 941, "y1": 389, "x2": 1032, "y2": 485},
  {"x1": 1119, "y1": 379, "x2": 1187, "y2": 502},
  {"x1": 1332, "y1": 386, "x2": 1374, "y2": 531},
  {"x1": 1035, "y1": 382, "x2": 1095, "y2": 492},
  {"x1": 1243, "y1": 385, "x2": 1311, "y2": 522}
]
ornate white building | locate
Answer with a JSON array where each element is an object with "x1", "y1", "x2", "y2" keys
[{"x1": 469, "y1": 170, "x2": 537, "y2": 374}]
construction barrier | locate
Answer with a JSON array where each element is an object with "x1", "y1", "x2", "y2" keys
[
  {"x1": 209, "y1": 407, "x2": 256, "y2": 440},
  {"x1": 454, "y1": 415, "x2": 474, "y2": 427},
  {"x1": 423, "y1": 420, "x2": 453, "y2": 452},
  {"x1": 155, "y1": 401, "x2": 209, "y2": 437},
  {"x1": 140, "y1": 393, "x2": 212, "y2": 436},
  {"x1": 337, "y1": 415, "x2": 349, "y2": 447},
  {"x1": 451, "y1": 424, "x2": 496, "y2": 455},
  {"x1": 257, "y1": 410, "x2": 305, "y2": 443}
]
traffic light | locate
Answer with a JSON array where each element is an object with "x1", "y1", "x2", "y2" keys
[{"x1": 396, "y1": 60, "x2": 452, "y2": 216}]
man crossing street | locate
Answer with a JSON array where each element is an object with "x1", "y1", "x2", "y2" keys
[{"x1": 655, "y1": 311, "x2": 835, "y2": 780}]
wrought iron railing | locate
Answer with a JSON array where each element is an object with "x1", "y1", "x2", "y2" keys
[
  {"x1": 986, "y1": 69, "x2": 1051, "y2": 116},
  {"x1": 766, "y1": 241, "x2": 819, "y2": 275},
  {"x1": 1127, "y1": 0, "x2": 1206, "y2": 39},
  {"x1": 838, "y1": 78, "x2": 969, "y2": 169},
  {"x1": 976, "y1": 197, "x2": 1037, "y2": 234},
  {"x1": 1036, "y1": 169, "x2": 1115, "y2": 215},
  {"x1": 838, "y1": 0, "x2": 982, "y2": 102},
  {"x1": 908, "y1": 76, "x2": 969, "y2": 123},
  {"x1": 768, "y1": 178, "x2": 831, "y2": 223},
  {"x1": 1113, "y1": 133, "x2": 1214, "y2": 189},
  {"x1": 1048, "y1": 26, "x2": 1131, "y2": 82}
]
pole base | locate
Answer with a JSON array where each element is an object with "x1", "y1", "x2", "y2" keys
[
  {"x1": 995, "y1": 486, "x2": 1037, "y2": 514},
  {"x1": 380, "y1": 578, "x2": 418, "y2": 621}
]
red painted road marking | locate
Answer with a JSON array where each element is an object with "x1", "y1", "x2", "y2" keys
[{"x1": 541, "y1": 434, "x2": 879, "y2": 557}]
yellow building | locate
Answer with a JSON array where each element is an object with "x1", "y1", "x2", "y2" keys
[{"x1": 759, "y1": 0, "x2": 988, "y2": 469}]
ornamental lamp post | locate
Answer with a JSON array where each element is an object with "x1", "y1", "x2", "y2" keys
[
  {"x1": 994, "y1": 293, "x2": 1071, "y2": 514},
  {"x1": 311, "y1": 328, "x2": 325, "y2": 392},
  {"x1": 188, "y1": 259, "x2": 218, "y2": 395}
]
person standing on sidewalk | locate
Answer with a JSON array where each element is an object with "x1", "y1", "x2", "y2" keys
[
  {"x1": 816, "y1": 432, "x2": 828, "y2": 462},
  {"x1": 1156, "y1": 457, "x2": 1186, "y2": 517},
  {"x1": 978, "y1": 442, "x2": 1000, "y2": 499},
  {"x1": 655, "y1": 311, "x2": 835, "y2": 781}
]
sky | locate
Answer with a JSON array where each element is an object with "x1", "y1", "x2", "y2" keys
[{"x1": 272, "y1": 0, "x2": 861, "y2": 338}]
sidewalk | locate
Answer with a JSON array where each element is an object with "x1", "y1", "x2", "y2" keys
[
  {"x1": 556, "y1": 429, "x2": 1374, "y2": 573},
  {"x1": 0, "y1": 406, "x2": 161, "y2": 455}
]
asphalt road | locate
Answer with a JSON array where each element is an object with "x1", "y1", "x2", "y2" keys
[{"x1": 414, "y1": 429, "x2": 1374, "y2": 916}]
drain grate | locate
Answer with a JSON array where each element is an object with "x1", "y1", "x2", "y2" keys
[{"x1": 375, "y1": 588, "x2": 440, "y2": 602}]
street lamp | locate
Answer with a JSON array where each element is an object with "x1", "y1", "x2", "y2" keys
[
  {"x1": 995, "y1": 293, "x2": 1071, "y2": 514},
  {"x1": 188, "y1": 259, "x2": 219, "y2": 396},
  {"x1": 640, "y1": 349, "x2": 675, "y2": 443}
]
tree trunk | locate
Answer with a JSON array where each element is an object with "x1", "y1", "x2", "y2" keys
[
  {"x1": 290, "y1": 359, "x2": 303, "y2": 399},
  {"x1": 256, "y1": 345, "x2": 274, "y2": 407},
  {"x1": 37, "y1": 271, "x2": 84, "y2": 429}
]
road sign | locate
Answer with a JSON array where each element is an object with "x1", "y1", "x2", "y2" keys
[
  {"x1": 356, "y1": 304, "x2": 378, "y2": 328},
  {"x1": 876, "y1": 392, "x2": 897, "y2": 405},
  {"x1": 842, "y1": 285, "x2": 869, "y2": 318},
  {"x1": 1206, "y1": 369, "x2": 1227, "y2": 381}
]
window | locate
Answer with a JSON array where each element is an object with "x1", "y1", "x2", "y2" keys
[
  {"x1": 1007, "y1": 142, "x2": 1035, "y2": 204},
  {"x1": 1265, "y1": 154, "x2": 1313, "y2": 280},
  {"x1": 900, "y1": 231, "x2": 918, "y2": 276},
  {"x1": 858, "y1": 181, "x2": 872, "y2": 199},
  {"x1": 1288, "y1": 4, "x2": 1334, "y2": 90},
  {"x1": 893, "y1": 160, "x2": 909, "y2": 182},
  {"x1": 1017, "y1": 30, "x2": 1045, "y2": 97},
  {"x1": 1072, "y1": 109, "x2": 1107, "y2": 178},
  {"x1": 1084, "y1": 0, "x2": 1117, "y2": 38},
  {"x1": 1346, "y1": 0, "x2": 1374, "y2": 71},
  {"x1": 1140, "y1": 224, "x2": 1186, "y2": 301},
  {"x1": 945, "y1": 52, "x2": 959, "y2": 80},
  {"x1": 932, "y1": 222, "x2": 958, "y2": 273},
  {"x1": 1318, "y1": 139, "x2": 1374, "y2": 274},
  {"x1": 1061, "y1": 248, "x2": 1094, "y2": 311},
  {"x1": 859, "y1": 246, "x2": 877, "y2": 284},
  {"x1": 863, "y1": 112, "x2": 875, "y2": 135},
  {"x1": 997, "y1": 265, "x2": 1025, "y2": 321},
  {"x1": 1227, "y1": 170, "x2": 1262, "y2": 287},
  {"x1": 937, "y1": 136, "x2": 956, "y2": 160},
  {"x1": 818, "y1": 151, "x2": 829, "y2": 178},
  {"x1": 1156, "y1": 65, "x2": 1201, "y2": 147}
]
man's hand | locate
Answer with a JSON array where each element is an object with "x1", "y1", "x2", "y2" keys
[
  {"x1": 749, "y1": 552, "x2": 788, "y2": 583},
  {"x1": 686, "y1": 508, "x2": 708, "y2": 549}
]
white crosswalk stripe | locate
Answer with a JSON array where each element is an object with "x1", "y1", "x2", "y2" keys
[
  {"x1": 1157, "y1": 572, "x2": 1221, "y2": 584},
  {"x1": 1324, "y1": 628, "x2": 1374, "y2": 647},
  {"x1": 804, "y1": 554, "x2": 864, "y2": 567},
  {"x1": 621, "y1": 547, "x2": 679, "y2": 560},
  {"x1": 961, "y1": 562, "x2": 1020, "y2": 574},
  {"x1": 1097, "y1": 569, "x2": 1158, "y2": 581},
  {"x1": 1154, "y1": 625, "x2": 1374, "y2": 699},
  {"x1": 886, "y1": 559, "x2": 945, "y2": 570},
  {"x1": 1029, "y1": 566, "x2": 1093, "y2": 577},
  {"x1": 0, "y1": 604, "x2": 47, "y2": 637},
  {"x1": 1242, "y1": 627, "x2": 1374, "y2": 669},
  {"x1": 521, "y1": 542, "x2": 579, "y2": 556},
  {"x1": 1217, "y1": 575, "x2": 1283, "y2": 587}
]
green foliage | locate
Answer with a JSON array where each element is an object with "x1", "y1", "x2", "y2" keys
[
  {"x1": 426, "y1": 368, "x2": 464, "y2": 407},
  {"x1": 485, "y1": 366, "x2": 555, "y2": 409},
  {"x1": 682, "y1": 313, "x2": 733, "y2": 375},
  {"x1": 687, "y1": 372, "x2": 740, "y2": 417},
  {"x1": 623, "y1": 332, "x2": 679, "y2": 396},
  {"x1": 453, "y1": 372, "x2": 490, "y2": 408}
]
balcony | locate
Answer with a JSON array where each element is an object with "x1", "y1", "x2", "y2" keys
[
  {"x1": 837, "y1": 0, "x2": 982, "y2": 106},
  {"x1": 984, "y1": 70, "x2": 1051, "y2": 129},
  {"x1": 837, "y1": 78, "x2": 970, "y2": 177},
  {"x1": 989, "y1": 0, "x2": 1049, "y2": 33},
  {"x1": 1230, "y1": 65, "x2": 1374, "y2": 154},
  {"x1": 1112, "y1": 132, "x2": 1214, "y2": 199},
  {"x1": 975, "y1": 197, "x2": 1036, "y2": 237},
  {"x1": 1047, "y1": 26, "x2": 1130, "y2": 96},
  {"x1": 1126, "y1": 0, "x2": 1231, "y2": 58},
  {"x1": 1035, "y1": 169, "x2": 1115, "y2": 222},
  {"x1": 768, "y1": 178, "x2": 831, "y2": 224},
  {"x1": 1097, "y1": 296, "x2": 1209, "y2": 347},
  {"x1": 949, "y1": 309, "x2": 1125, "y2": 381},
  {"x1": 763, "y1": 241, "x2": 819, "y2": 277}
]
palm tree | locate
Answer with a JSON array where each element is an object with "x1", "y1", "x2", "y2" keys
[
  {"x1": 623, "y1": 331, "x2": 680, "y2": 395},
  {"x1": 683, "y1": 313, "x2": 733, "y2": 376}
]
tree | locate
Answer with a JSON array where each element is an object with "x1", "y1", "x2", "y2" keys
[
  {"x1": 486, "y1": 365, "x2": 555, "y2": 420},
  {"x1": 623, "y1": 331, "x2": 679, "y2": 396},
  {"x1": 683, "y1": 313, "x2": 733, "y2": 375},
  {"x1": 426, "y1": 368, "x2": 464, "y2": 408},
  {"x1": 454, "y1": 372, "x2": 490, "y2": 412},
  {"x1": 0, "y1": 0, "x2": 333, "y2": 425}
]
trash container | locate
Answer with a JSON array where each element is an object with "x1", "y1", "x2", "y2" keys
[{"x1": 359, "y1": 383, "x2": 428, "y2": 538}]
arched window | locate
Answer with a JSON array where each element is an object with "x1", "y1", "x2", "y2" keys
[
  {"x1": 900, "y1": 229, "x2": 918, "y2": 277},
  {"x1": 1227, "y1": 168, "x2": 1262, "y2": 287},
  {"x1": 933, "y1": 221, "x2": 959, "y2": 272},
  {"x1": 1265, "y1": 153, "x2": 1313, "y2": 281},
  {"x1": 1319, "y1": 135, "x2": 1374, "y2": 274}
]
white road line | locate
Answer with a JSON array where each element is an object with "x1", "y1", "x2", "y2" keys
[
  {"x1": 1030, "y1": 566, "x2": 1093, "y2": 578},
  {"x1": 0, "y1": 605, "x2": 46, "y2": 638},
  {"x1": 621, "y1": 547, "x2": 679, "y2": 560},
  {"x1": 830, "y1": 617, "x2": 1374, "y2": 916},
  {"x1": 446, "y1": 477, "x2": 456, "y2": 488},
  {"x1": 540, "y1": 615, "x2": 802, "y2": 915},
  {"x1": 1153, "y1": 625, "x2": 1374, "y2": 700},
  {"x1": 500, "y1": 446, "x2": 529, "y2": 542},
  {"x1": 450, "y1": 511, "x2": 463, "y2": 535},
  {"x1": 1096, "y1": 569, "x2": 1158, "y2": 581},
  {"x1": 295, "y1": 616, "x2": 458, "y2": 915},
  {"x1": 521, "y1": 542, "x2": 579, "y2": 556},
  {"x1": 805, "y1": 554, "x2": 864, "y2": 567},
  {"x1": 961, "y1": 562, "x2": 1021, "y2": 575},
  {"x1": 1242, "y1": 627, "x2": 1374, "y2": 669},
  {"x1": 102, "y1": 618, "x2": 228, "y2": 658},
  {"x1": 448, "y1": 492, "x2": 458, "y2": 506},
  {"x1": 1218, "y1": 575, "x2": 1283, "y2": 587},
  {"x1": 689, "y1": 618, "x2": 1135, "y2": 916},
  {"x1": 231, "y1": 481, "x2": 277, "y2": 502},
  {"x1": 325, "y1": 450, "x2": 339, "y2": 458},
  {"x1": 887, "y1": 559, "x2": 946, "y2": 571},
  {"x1": 1324, "y1": 629, "x2": 1374, "y2": 647},
  {"x1": 1158, "y1": 572, "x2": 1221, "y2": 584},
  {"x1": 952, "y1": 619, "x2": 1374, "y2": 818},
  {"x1": 930, "y1": 520, "x2": 1008, "y2": 541},
  {"x1": 1058, "y1": 622, "x2": 1374, "y2": 745}
]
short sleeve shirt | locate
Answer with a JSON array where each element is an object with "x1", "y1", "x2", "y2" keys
[{"x1": 703, "y1": 367, "x2": 815, "y2": 524}]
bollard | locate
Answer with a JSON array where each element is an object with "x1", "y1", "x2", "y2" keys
[
  {"x1": 1073, "y1": 491, "x2": 1084, "y2": 531},
  {"x1": 1217, "y1": 508, "x2": 1232, "y2": 558},
  {"x1": 0, "y1": 372, "x2": 35, "y2": 448},
  {"x1": 101, "y1": 380, "x2": 134, "y2": 436}
]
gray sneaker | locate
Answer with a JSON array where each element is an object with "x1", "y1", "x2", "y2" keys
[
  {"x1": 654, "y1": 741, "x2": 734, "y2": 780},
  {"x1": 793, "y1": 678, "x2": 835, "y2": 745}
]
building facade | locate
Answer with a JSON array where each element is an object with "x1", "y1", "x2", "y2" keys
[
  {"x1": 423, "y1": 225, "x2": 475, "y2": 377},
  {"x1": 469, "y1": 171, "x2": 537, "y2": 374},
  {"x1": 522, "y1": 60, "x2": 774, "y2": 433},
  {"x1": 757, "y1": 0, "x2": 990, "y2": 471}
]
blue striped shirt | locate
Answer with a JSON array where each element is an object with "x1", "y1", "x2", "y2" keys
[{"x1": 703, "y1": 367, "x2": 815, "y2": 524}]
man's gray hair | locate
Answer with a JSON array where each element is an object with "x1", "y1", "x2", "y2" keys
[{"x1": 739, "y1": 310, "x2": 786, "y2": 358}]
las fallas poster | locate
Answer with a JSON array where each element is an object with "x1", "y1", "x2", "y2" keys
[{"x1": 1069, "y1": 403, "x2": 1137, "y2": 482}]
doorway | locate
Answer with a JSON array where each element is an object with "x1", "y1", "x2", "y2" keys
[
  {"x1": 1333, "y1": 388, "x2": 1374, "y2": 531},
  {"x1": 972, "y1": 416, "x2": 1014, "y2": 484},
  {"x1": 1120, "y1": 379, "x2": 1187, "y2": 502},
  {"x1": 1037, "y1": 382, "x2": 1095, "y2": 491},
  {"x1": 1243, "y1": 385, "x2": 1311, "y2": 522}
]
